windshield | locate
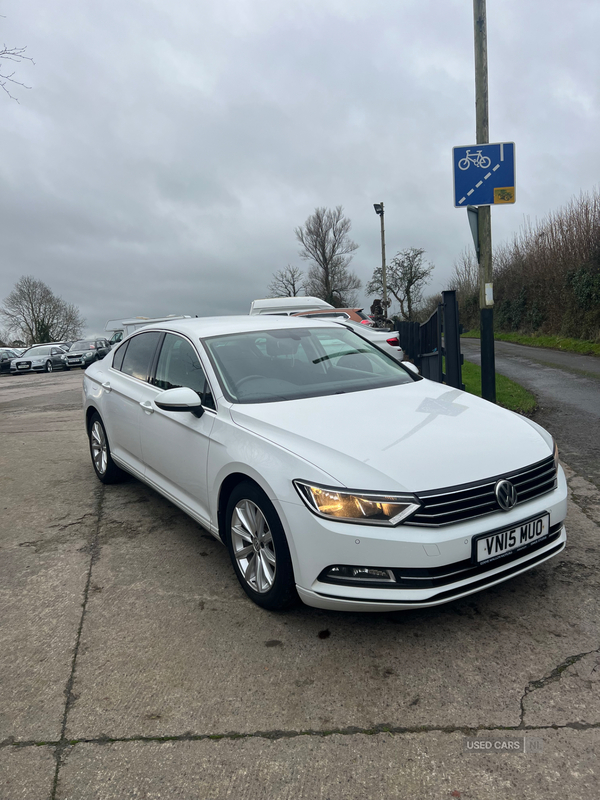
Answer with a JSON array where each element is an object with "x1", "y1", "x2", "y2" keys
[
  {"x1": 23, "y1": 346, "x2": 53, "y2": 356},
  {"x1": 71, "y1": 341, "x2": 96, "y2": 350},
  {"x1": 204, "y1": 327, "x2": 415, "y2": 404}
]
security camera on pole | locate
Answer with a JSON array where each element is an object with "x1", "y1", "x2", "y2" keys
[{"x1": 452, "y1": 0, "x2": 516, "y2": 403}]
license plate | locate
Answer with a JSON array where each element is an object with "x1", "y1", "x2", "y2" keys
[
  {"x1": 475, "y1": 513, "x2": 550, "y2": 565},
  {"x1": 17, "y1": 364, "x2": 28, "y2": 369}
]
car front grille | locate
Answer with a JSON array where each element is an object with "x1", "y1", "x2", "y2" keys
[{"x1": 409, "y1": 454, "x2": 557, "y2": 527}]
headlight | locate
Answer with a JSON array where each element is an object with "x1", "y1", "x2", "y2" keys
[
  {"x1": 84, "y1": 352, "x2": 94, "y2": 359},
  {"x1": 553, "y1": 439, "x2": 559, "y2": 473},
  {"x1": 294, "y1": 480, "x2": 420, "y2": 526}
]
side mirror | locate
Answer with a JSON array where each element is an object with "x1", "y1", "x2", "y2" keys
[
  {"x1": 154, "y1": 386, "x2": 204, "y2": 417},
  {"x1": 403, "y1": 361, "x2": 420, "y2": 375}
]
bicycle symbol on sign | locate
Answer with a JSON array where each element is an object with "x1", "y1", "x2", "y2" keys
[{"x1": 458, "y1": 149, "x2": 492, "y2": 170}]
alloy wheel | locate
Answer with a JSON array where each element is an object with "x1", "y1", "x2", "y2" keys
[
  {"x1": 90, "y1": 420, "x2": 108, "y2": 475},
  {"x1": 231, "y1": 499, "x2": 276, "y2": 593}
]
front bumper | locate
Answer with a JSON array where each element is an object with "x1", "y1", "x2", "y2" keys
[
  {"x1": 277, "y1": 466, "x2": 568, "y2": 612},
  {"x1": 66, "y1": 356, "x2": 92, "y2": 367},
  {"x1": 11, "y1": 363, "x2": 46, "y2": 373}
]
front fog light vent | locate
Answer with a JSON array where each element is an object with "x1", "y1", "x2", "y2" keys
[{"x1": 326, "y1": 566, "x2": 396, "y2": 583}]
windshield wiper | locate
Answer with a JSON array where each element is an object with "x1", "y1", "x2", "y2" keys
[{"x1": 313, "y1": 348, "x2": 370, "y2": 364}]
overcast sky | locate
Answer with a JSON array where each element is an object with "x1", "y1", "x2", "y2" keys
[{"x1": 1, "y1": 0, "x2": 599, "y2": 335}]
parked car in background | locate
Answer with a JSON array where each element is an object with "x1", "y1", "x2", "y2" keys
[
  {"x1": 66, "y1": 339, "x2": 112, "y2": 369},
  {"x1": 249, "y1": 297, "x2": 334, "y2": 315},
  {"x1": 323, "y1": 319, "x2": 404, "y2": 362},
  {"x1": 10, "y1": 345, "x2": 69, "y2": 374},
  {"x1": 293, "y1": 307, "x2": 374, "y2": 325},
  {"x1": 0, "y1": 348, "x2": 19, "y2": 374},
  {"x1": 83, "y1": 315, "x2": 566, "y2": 613}
]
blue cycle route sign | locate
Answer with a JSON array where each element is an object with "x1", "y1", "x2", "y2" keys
[{"x1": 453, "y1": 142, "x2": 515, "y2": 207}]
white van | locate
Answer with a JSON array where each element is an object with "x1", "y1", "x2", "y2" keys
[
  {"x1": 105, "y1": 315, "x2": 192, "y2": 346},
  {"x1": 249, "y1": 297, "x2": 334, "y2": 316}
]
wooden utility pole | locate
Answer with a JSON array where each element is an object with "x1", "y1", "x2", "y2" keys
[
  {"x1": 473, "y1": 0, "x2": 496, "y2": 402},
  {"x1": 374, "y1": 203, "x2": 388, "y2": 318}
]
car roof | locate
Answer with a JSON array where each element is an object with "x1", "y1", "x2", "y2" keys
[{"x1": 132, "y1": 315, "x2": 343, "y2": 338}]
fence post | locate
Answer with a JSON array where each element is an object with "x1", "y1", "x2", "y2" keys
[
  {"x1": 396, "y1": 320, "x2": 421, "y2": 369},
  {"x1": 442, "y1": 290, "x2": 464, "y2": 390}
]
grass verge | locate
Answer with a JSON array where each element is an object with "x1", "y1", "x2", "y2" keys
[
  {"x1": 461, "y1": 330, "x2": 600, "y2": 357},
  {"x1": 461, "y1": 360, "x2": 537, "y2": 415}
]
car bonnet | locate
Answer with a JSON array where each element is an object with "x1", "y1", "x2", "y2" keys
[{"x1": 229, "y1": 380, "x2": 551, "y2": 493}]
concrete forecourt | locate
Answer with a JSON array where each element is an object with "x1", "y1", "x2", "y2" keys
[{"x1": 0, "y1": 369, "x2": 598, "y2": 800}]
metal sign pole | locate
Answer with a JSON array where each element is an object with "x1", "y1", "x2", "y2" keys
[
  {"x1": 474, "y1": 0, "x2": 496, "y2": 403},
  {"x1": 467, "y1": 205, "x2": 480, "y2": 260}
]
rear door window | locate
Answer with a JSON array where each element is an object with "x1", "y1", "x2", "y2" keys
[
  {"x1": 119, "y1": 332, "x2": 163, "y2": 382},
  {"x1": 112, "y1": 341, "x2": 128, "y2": 371}
]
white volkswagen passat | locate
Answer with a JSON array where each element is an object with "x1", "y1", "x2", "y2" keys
[{"x1": 83, "y1": 316, "x2": 567, "y2": 612}]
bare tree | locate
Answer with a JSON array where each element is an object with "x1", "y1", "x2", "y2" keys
[
  {"x1": 446, "y1": 248, "x2": 480, "y2": 330},
  {"x1": 1, "y1": 40, "x2": 33, "y2": 100},
  {"x1": 1, "y1": 276, "x2": 85, "y2": 344},
  {"x1": 366, "y1": 247, "x2": 434, "y2": 321},
  {"x1": 268, "y1": 265, "x2": 305, "y2": 297},
  {"x1": 449, "y1": 248, "x2": 479, "y2": 298},
  {"x1": 295, "y1": 206, "x2": 361, "y2": 307}
]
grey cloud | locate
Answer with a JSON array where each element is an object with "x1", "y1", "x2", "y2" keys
[{"x1": 1, "y1": 0, "x2": 599, "y2": 334}]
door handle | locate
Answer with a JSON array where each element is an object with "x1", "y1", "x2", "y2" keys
[
  {"x1": 139, "y1": 400, "x2": 154, "y2": 413},
  {"x1": 101, "y1": 381, "x2": 111, "y2": 392}
]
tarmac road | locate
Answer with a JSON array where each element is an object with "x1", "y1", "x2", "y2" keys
[
  {"x1": 461, "y1": 337, "x2": 600, "y2": 492},
  {"x1": 1, "y1": 369, "x2": 599, "y2": 800}
]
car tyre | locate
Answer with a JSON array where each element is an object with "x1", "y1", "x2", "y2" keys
[
  {"x1": 88, "y1": 412, "x2": 125, "y2": 484},
  {"x1": 45, "y1": 361, "x2": 53, "y2": 373},
  {"x1": 225, "y1": 481, "x2": 297, "y2": 611}
]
